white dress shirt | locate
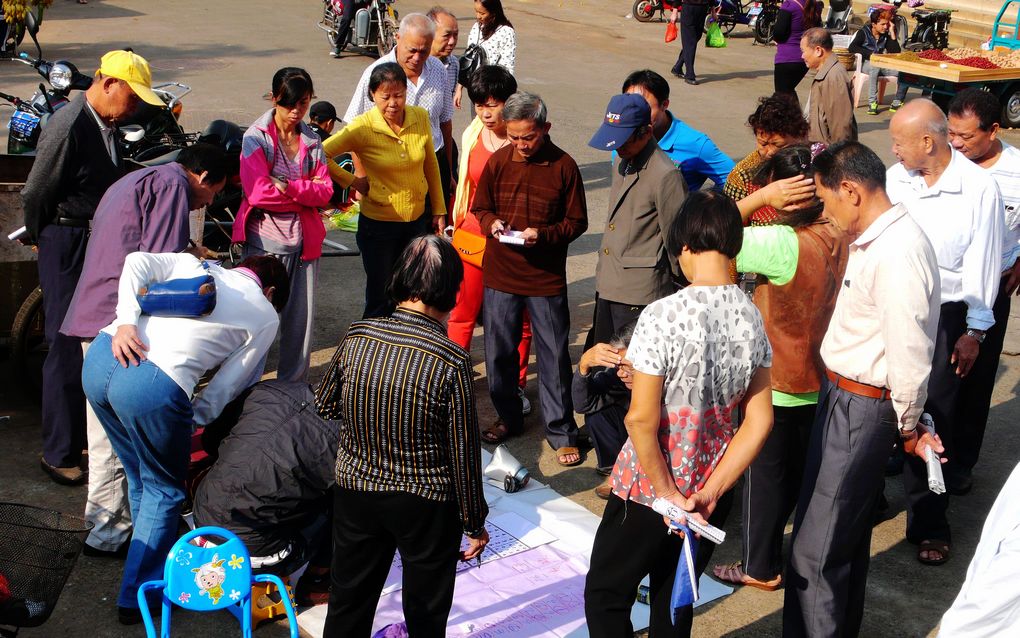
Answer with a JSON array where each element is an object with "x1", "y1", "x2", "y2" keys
[
  {"x1": 343, "y1": 52, "x2": 452, "y2": 151},
  {"x1": 986, "y1": 141, "x2": 1020, "y2": 273},
  {"x1": 887, "y1": 147, "x2": 1004, "y2": 330},
  {"x1": 820, "y1": 204, "x2": 940, "y2": 429},
  {"x1": 103, "y1": 252, "x2": 280, "y2": 425},
  {"x1": 938, "y1": 461, "x2": 1020, "y2": 637}
]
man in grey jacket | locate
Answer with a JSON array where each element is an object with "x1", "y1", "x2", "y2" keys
[
  {"x1": 801, "y1": 28, "x2": 858, "y2": 145},
  {"x1": 586, "y1": 92, "x2": 687, "y2": 346}
]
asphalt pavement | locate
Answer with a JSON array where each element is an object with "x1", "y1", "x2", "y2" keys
[{"x1": 2, "y1": 1, "x2": 1020, "y2": 636}]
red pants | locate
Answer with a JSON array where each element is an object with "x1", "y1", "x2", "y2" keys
[{"x1": 448, "y1": 260, "x2": 531, "y2": 388}]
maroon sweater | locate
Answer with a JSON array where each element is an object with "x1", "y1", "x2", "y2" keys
[{"x1": 471, "y1": 138, "x2": 588, "y2": 296}]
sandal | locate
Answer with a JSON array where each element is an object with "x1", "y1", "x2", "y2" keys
[
  {"x1": 556, "y1": 446, "x2": 582, "y2": 467},
  {"x1": 712, "y1": 562, "x2": 782, "y2": 591},
  {"x1": 481, "y1": 418, "x2": 510, "y2": 445},
  {"x1": 917, "y1": 539, "x2": 950, "y2": 566}
]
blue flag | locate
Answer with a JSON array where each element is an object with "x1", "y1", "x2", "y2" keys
[{"x1": 670, "y1": 523, "x2": 700, "y2": 624}]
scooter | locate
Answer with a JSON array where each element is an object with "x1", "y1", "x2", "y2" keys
[
  {"x1": 823, "y1": 0, "x2": 854, "y2": 35},
  {"x1": 318, "y1": 0, "x2": 398, "y2": 58},
  {"x1": 632, "y1": 0, "x2": 679, "y2": 23}
]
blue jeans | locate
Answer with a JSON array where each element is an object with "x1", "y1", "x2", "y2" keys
[
  {"x1": 82, "y1": 332, "x2": 193, "y2": 608},
  {"x1": 862, "y1": 61, "x2": 908, "y2": 104}
]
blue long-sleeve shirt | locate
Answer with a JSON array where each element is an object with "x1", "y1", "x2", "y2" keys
[{"x1": 657, "y1": 112, "x2": 734, "y2": 192}]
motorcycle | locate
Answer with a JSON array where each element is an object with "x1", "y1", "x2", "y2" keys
[
  {"x1": 714, "y1": 0, "x2": 765, "y2": 35},
  {"x1": 753, "y1": 0, "x2": 781, "y2": 45},
  {"x1": 318, "y1": 0, "x2": 398, "y2": 58},
  {"x1": 632, "y1": 0, "x2": 679, "y2": 23},
  {"x1": 0, "y1": 0, "x2": 44, "y2": 59},
  {"x1": 822, "y1": 0, "x2": 853, "y2": 35}
]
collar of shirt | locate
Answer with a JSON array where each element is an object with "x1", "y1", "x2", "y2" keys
[
  {"x1": 510, "y1": 136, "x2": 554, "y2": 165},
  {"x1": 659, "y1": 112, "x2": 685, "y2": 153},
  {"x1": 890, "y1": 146, "x2": 964, "y2": 198},
  {"x1": 813, "y1": 55, "x2": 840, "y2": 81},
  {"x1": 391, "y1": 307, "x2": 445, "y2": 334},
  {"x1": 852, "y1": 202, "x2": 909, "y2": 249},
  {"x1": 84, "y1": 98, "x2": 118, "y2": 161},
  {"x1": 366, "y1": 106, "x2": 410, "y2": 138}
]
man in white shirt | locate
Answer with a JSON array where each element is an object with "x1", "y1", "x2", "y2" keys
[
  {"x1": 886, "y1": 99, "x2": 1004, "y2": 566},
  {"x1": 80, "y1": 252, "x2": 286, "y2": 625},
  {"x1": 344, "y1": 13, "x2": 454, "y2": 202},
  {"x1": 784, "y1": 141, "x2": 943, "y2": 638},
  {"x1": 946, "y1": 88, "x2": 1020, "y2": 495}
]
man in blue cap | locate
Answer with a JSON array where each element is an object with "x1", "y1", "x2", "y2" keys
[{"x1": 586, "y1": 93, "x2": 687, "y2": 347}]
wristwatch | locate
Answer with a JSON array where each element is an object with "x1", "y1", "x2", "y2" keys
[{"x1": 966, "y1": 329, "x2": 986, "y2": 344}]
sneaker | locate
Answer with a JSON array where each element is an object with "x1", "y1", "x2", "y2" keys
[
  {"x1": 329, "y1": 50, "x2": 341, "y2": 58},
  {"x1": 867, "y1": 102, "x2": 879, "y2": 115},
  {"x1": 889, "y1": 100, "x2": 904, "y2": 113},
  {"x1": 518, "y1": 387, "x2": 532, "y2": 416}
]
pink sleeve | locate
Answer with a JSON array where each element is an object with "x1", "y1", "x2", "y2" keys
[
  {"x1": 284, "y1": 157, "x2": 333, "y2": 208},
  {"x1": 239, "y1": 139, "x2": 300, "y2": 213}
]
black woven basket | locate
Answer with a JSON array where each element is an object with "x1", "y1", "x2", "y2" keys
[{"x1": 0, "y1": 503, "x2": 92, "y2": 630}]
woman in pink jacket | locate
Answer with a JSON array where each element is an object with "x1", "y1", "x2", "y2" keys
[{"x1": 234, "y1": 67, "x2": 333, "y2": 382}]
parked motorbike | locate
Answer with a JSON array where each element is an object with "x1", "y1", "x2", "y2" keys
[
  {"x1": 714, "y1": 0, "x2": 765, "y2": 35},
  {"x1": 632, "y1": 0, "x2": 679, "y2": 23},
  {"x1": 905, "y1": 6, "x2": 952, "y2": 51},
  {"x1": 318, "y1": 0, "x2": 398, "y2": 58},
  {"x1": 753, "y1": 0, "x2": 781, "y2": 45},
  {"x1": 823, "y1": 0, "x2": 853, "y2": 35}
]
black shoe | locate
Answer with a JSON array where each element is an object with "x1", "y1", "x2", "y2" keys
[
  {"x1": 118, "y1": 606, "x2": 143, "y2": 626},
  {"x1": 40, "y1": 457, "x2": 87, "y2": 486},
  {"x1": 685, "y1": 78, "x2": 699, "y2": 86},
  {"x1": 295, "y1": 568, "x2": 331, "y2": 607},
  {"x1": 83, "y1": 541, "x2": 130, "y2": 559},
  {"x1": 670, "y1": 64, "x2": 684, "y2": 78}
]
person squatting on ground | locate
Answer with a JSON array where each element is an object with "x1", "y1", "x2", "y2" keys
[
  {"x1": 81, "y1": 252, "x2": 288, "y2": 625},
  {"x1": 584, "y1": 190, "x2": 774, "y2": 638},
  {"x1": 783, "y1": 141, "x2": 944, "y2": 637},
  {"x1": 712, "y1": 145, "x2": 849, "y2": 592},
  {"x1": 472, "y1": 91, "x2": 589, "y2": 466},
  {"x1": 62, "y1": 143, "x2": 228, "y2": 557},
  {"x1": 323, "y1": 62, "x2": 448, "y2": 319},
  {"x1": 446, "y1": 65, "x2": 534, "y2": 420},
  {"x1": 234, "y1": 67, "x2": 333, "y2": 383},
  {"x1": 315, "y1": 235, "x2": 488, "y2": 638},
  {"x1": 885, "y1": 99, "x2": 1004, "y2": 566},
  {"x1": 23, "y1": 49, "x2": 163, "y2": 488}
]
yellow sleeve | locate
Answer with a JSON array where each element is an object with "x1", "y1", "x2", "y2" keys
[{"x1": 321, "y1": 122, "x2": 360, "y2": 188}]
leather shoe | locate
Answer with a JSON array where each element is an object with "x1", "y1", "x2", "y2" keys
[
  {"x1": 40, "y1": 457, "x2": 87, "y2": 486},
  {"x1": 594, "y1": 481, "x2": 613, "y2": 500},
  {"x1": 83, "y1": 541, "x2": 130, "y2": 559},
  {"x1": 685, "y1": 78, "x2": 699, "y2": 86}
]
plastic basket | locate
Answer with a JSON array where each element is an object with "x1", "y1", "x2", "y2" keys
[{"x1": 0, "y1": 503, "x2": 92, "y2": 629}]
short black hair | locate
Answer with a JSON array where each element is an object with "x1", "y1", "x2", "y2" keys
[
  {"x1": 387, "y1": 235, "x2": 464, "y2": 312},
  {"x1": 237, "y1": 255, "x2": 290, "y2": 312},
  {"x1": 621, "y1": 69, "x2": 670, "y2": 104},
  {"x1": 176, "y1": 143, "x2": 229, "y2": 184},
  {"x1": 271, "y1": 67, "x2": 314, "y2": 108},
  {"x1": 666, "y1": 190, "x2": 743, "y2": 260},
  {"x1": 747, "y1": 93, "x2": 810, "y2": 140},
  {"x1": 466, "y1": 65, "x2": 518, "y2": 105},
  {"x1": 369, "y1": 62, "x2": 407, "y2": 95},
  {"x1": 812, "y1": 141, "x2": 887, "y2": 193},
  {"x1": 948, "y1": 87, "x2": 1002, "y2": 131}
]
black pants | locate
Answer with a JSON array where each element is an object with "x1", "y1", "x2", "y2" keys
[
  {"x1": 903, "y1": 301, "x2": 966, "y2": 544},
  {"x1": 585, "y1": 491, "x2": 732, "y2": 638},
  {"x1": 585, "y1": 404, "x2": 628, "y2": 473},
  {"x1": 355, "y1": 213, "x2": 430, "y2": 318},
  {"x1": 954, "y1": 274, "x2": 1010, "y2": 473},
  {"x1": 740, "y1": 403, "x2": 815, "y2": 580},
  {"x1": 584, "y1": 294, "x2": 644, "y2": 351},
  {"x1": 672, "y1": 5, "x2": 710, "y2": 81},
  {"x1": 38, "y1": 224, "x2": 88, "y2": 468},
  {"x1": 333, "y1": 0, "x2": 355, "y2": 53},
  {"x1": 324, "y1": 488, "x2": 461, "y2": 638},
  {"x1": 435, "y1": 146, "x2": 452, "y2": 211},
  {"x1": 774, "y1": 61, "x2": 809, "y2": 95}
]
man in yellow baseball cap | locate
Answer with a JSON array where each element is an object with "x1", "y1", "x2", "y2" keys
[{"x1": 96, "y1": 49, "x2": 163, "y2": 107}]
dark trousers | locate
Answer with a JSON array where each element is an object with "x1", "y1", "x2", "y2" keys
[
  {"x1": 585, "y1": 294, "x2": 644, "y2": 351},
  {"x1": 436, "y1": 147, "x2": 452, "y2": 210},
  {"x1": 324, "y1": 488, "x2": 461, "y2": 638},
  {"x1": 672, "y1": 5, "x2": 710, "y2": 81},
  {"x1": 783, "y1": 381, "x2": 896, "y2": 638},
  {"x1": 740, "y1": 403, "x2": 815, "y2": 580},
  {"x1": 584, "y1": 491, "x2": 732, "y2": 637},
  {"x1": 955, "y1": 275, "x2": 1010, "y2": 473},
  {"x1": 585, "y1": 405, "x2": 628, "y2": 473},
  {"x1": 38, "y1": 224, "x2": 88, "y2": 468},
  {"x1": 333, "y1": 0, "x2": 355, "y2": 53},
  {"x1": 903, "y1": 301, "x2": 966, "y2": 544},
  {"x1": 774, "y1": 61, "x2": 809, "y2": 94},
  {"x1": 482, "y1": 287, "x2": 576, "y2": 449},
  {"x1": 355, "y1": 213, "x2": 430, "y2": 318}
]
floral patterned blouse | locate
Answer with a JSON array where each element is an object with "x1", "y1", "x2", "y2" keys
[
  {"x1": 609, "y1": 285, "x2": 772, "y2": 506},
  {"x1": 467, "y1": 22, "x2": 517, "y2": 75}
]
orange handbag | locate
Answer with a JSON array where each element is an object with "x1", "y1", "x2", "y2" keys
[{"x1": 451, "y1": 217, "x2": 486, "y2": 269}]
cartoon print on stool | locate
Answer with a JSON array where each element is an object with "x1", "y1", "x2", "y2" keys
[{"x1": 192, "y1": 554, "x2": 227, "y2": 605}]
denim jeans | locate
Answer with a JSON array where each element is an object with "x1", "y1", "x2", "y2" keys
[
  {"x1": 862, "y1": 61, "x2": 908, "y2": 104},
  {"x1": 82, "y1": 332, "x2": 193, "y2": 608}
]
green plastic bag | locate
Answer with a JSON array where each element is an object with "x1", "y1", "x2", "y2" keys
[
  {"x1": 327, "y1": 201, "x2": 360, "y2": 233},
  {"x1": 706, "y1": 20, "x2": 726, "y2": 48}
]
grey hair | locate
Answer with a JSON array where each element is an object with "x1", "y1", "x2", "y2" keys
[
  {"x1": 502, "y1": 91, "x2": 548, "y2": 126},
  {"x1": 399, "y1": 13, "x2": 437, "y2": 38},
  {"x1": 427, "y1": 5, "x2": 456, "y2": 21},
  {"x1": 802, "y1": 27, "x2": 833, "y2": 50},
  {"x1": 922, "y1": 104, "x2": 950, "y2": 140}
]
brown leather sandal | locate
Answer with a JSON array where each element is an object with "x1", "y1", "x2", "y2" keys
[{"x1": 712, "y1": 562, "x2": 782, "y2": 591}]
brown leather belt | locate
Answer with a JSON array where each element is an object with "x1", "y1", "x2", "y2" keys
[{"x1": 825, "y1": 369, "x2": 891, "y2": 401}]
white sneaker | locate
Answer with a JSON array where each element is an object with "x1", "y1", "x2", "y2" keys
[{"x1": 518, "y1": 387, "x2": 532, "y2": 416}]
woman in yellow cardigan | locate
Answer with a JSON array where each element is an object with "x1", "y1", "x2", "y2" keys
[{"x1": 323, "y1": 62, "x2": 447, "y2": 318}]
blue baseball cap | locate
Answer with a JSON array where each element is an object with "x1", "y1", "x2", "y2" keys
[{"x1": 588, "y1": 93, "x2": 651, "y2": 151}]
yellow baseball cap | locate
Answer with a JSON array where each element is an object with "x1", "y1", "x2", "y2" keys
[{"x1": 97, "y1": 50, "x2": 163, "y2": 106}]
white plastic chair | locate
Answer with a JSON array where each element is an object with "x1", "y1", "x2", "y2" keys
[{"x1": 851, "y1": 52, "x2": 898, "y2": 108}]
